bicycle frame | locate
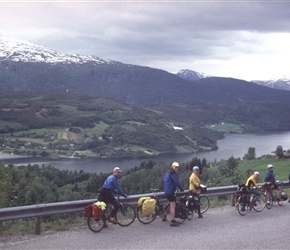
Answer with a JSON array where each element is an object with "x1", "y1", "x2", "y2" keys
[{"x1": 263, "y1": 181, "x2": 284, "y2": 209}]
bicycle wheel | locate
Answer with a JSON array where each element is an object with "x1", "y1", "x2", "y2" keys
[
  {"x1": 277, "y1": 197, "x2": 283, "y2": 206},
  {"x1": 136, "y1": 206, "x2": 157, "y2": 224},
  {"x1": 175, "y1": 216, "x2": 186, "y2": 224},
  {"x1": 265, "y1": 191, "x2": 273, "y2": 209},
  {"x1": 237, "y1": 196, "x2": 248, "y2": 216},
  {"x1": 115, "y1": 204, "x2": 136, "y2": 227},
  {"x1": 252, "y1": 193, "x2": 266, "y2": 212},
  {"x1": 87, "y1": 210, "x2": 105, "y2": 233},
  {"x1": 187, "y1": 209, "x2": 193, "y2": 220},
  {"x1": 174, "y1": 203, "x2": 186, "y2": 224},
  {"x1": 199, "y1": 196, "x2": 210, "y2": 214}
]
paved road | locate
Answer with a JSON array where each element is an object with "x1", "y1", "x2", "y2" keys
[{"x1": 1, "y1": 203, "x2": 290, "y2": 249}]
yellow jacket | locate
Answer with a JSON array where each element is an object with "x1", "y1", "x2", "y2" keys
[
  {"x1": 189, "y1": 172, "x2": 201, "y2": 195},
  {"x1": 246, "y1": 175, "x2": 260, "y2": 189}
]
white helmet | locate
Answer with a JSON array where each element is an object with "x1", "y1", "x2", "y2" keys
[{"x1": 267, "y1": 164, "x2": 273, "y2": 169}]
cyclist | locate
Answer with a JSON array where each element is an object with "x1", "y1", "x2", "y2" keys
[
  {"x1": 189, "y1": 166, "x2": 203, "y2": 218},
  {"x1": 98, "y1": 167, "x2": 127, "y2": 226},
  {"x1": 246, "y1": 171, "x2": 261, "y2": 207},
  {"x1": 264, "y1": 164, "x2": 281, "y2": 200},
  {"x1": 163, "y1": 162, "x2": 184, "y2": 227}
]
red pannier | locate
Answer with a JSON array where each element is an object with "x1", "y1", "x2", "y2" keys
[{"x1": 83, "y1": 204, "x2": 92, "y2": 217}]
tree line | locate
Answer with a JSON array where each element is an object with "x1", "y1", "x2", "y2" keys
[
  {"x1": 2, "y1": 144, "x2": 288, "y2": 209},
  {"x1": 0, "y1": 155, "x2": 248, "y2": 209}
]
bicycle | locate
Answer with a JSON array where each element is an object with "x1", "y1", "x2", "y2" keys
[
  {"x1": 185, "y1": 193, "x2": 210, "y2": 216},
  {"x1": 136, "y1": 188, "x2": 169, "y2": 224},
  {"x1": 87, "y1": 195, "x2": 136, "y2": 233},
  {"x1": 262, "y1": 181, "x2": 284, "y2": 209},
  {"x1": 236, "y1": 184, "x2": 266, "y2": 216},
  {"x1": 137, "y1": 189, "x2": 191, "y2": 224}
]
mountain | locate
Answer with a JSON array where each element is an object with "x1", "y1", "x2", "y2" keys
[
  {"x1": 2, "y1": 35, "x2": 290, "y2": 107},
  {"x1": 251, "y1": 76, "x2": 290, "y2": 91},
  {"x1": 176, "y1": 69, "x2": 212, "y2": 81},
  {"x1": 177, "y1": 68, "x2": 290, "y2": 92},
  {"x1": 0, "y1": 35, "x2": 118, "y2": 65}
]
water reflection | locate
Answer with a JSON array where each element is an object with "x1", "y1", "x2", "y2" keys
[{"x1": 1, "y1": 131, "x2": 290, "y2": 173}]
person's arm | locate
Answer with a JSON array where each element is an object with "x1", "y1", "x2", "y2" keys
[
  {"x1": 245, "y1": 177, "x2": 250, "y2": 187},
  {"x1": 252, "y1": 178, "x2": 260, "y2": 189},
  {"x1": 112, "y1": 177, "x2": 127, "y2": 197},
  {"x1": 171, "y1": 174, "x2": 183, "y2": 191},
  {"x1": 192, "y1": 175, "x2": 201, "y2": 189}
]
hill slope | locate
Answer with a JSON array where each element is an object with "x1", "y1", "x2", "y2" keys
[
  {"x1": 2, "y1": 92, "x2": 290, "y2": 159},
  {"x1": 2, "y1": 36, "x2": 290, "y2": 107}
]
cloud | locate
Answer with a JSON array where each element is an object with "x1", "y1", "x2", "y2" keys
[{"x1": 1, "y1": 1, "x2": 290, "y2": 80}]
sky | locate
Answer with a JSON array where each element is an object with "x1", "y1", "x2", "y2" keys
[{"x1": 1, "y1": 0, "x2": 290, "y2": 81}]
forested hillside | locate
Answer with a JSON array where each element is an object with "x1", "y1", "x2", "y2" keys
[
  {"x1": 0, "y1": 157, "x2": 235, "y2": 208},
  {"x1": 2, "y1": 92, "x2": 290, "y2": 159},
  {"x1": 2, "y1": 153, "x2": 289, "y2": 209}
]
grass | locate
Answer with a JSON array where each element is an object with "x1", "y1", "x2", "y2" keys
[
  {"x1": 0, "y1": 215, "x2": 87, "y2": 236},
  {"x1": 238, "y1": 157, "x2": 290, "y2": 182},
  {"x1": 208, "y1": 123, "x2": 243, "y2": 133}
]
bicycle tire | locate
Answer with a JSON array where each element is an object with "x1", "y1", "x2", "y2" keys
[
  {"x1": 175, "y1": 217, "x2": 186, "y2": 224},
  {"x1": 136, "y1": 206, "x2": 157, "y2": 224},
  {"x1": 199, "y1": 196, "x2": 210, "y2": 214},
  {"x1": 265, "y1": 191, "x2": 273, "y2": 209},
  {"x1": 174, "y1": 203, "x2": 186, "y2": 224},
  {"x1": 237, "y1": 196, "x2": 248, "y2": 216},
  {"x1": 87, "y1": 210, "x2": 105, "y2": 233},
  {"x1": 277, "y1": 198, "x2": 283, "y2": 206},
  {"x1": 187, "y1": 209, "x2": 193, "y2": 220},
  {"x1": 252, "y1": 192, "x2": 266, "y2": 212},
  {"x1": 115, "y1": 204, "x2": 136, "y2": 227}
]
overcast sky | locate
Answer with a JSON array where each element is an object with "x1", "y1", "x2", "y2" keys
[{"x1": 1, "y1": 0, "x2": 290, "y2": 81}]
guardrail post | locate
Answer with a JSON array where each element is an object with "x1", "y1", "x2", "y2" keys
[
  {"x1": 231, "y1": 194, "x2": 236, "y2": 206},
  {"x1": 35, "y1": 216, "x2": 41, "y2": 235}
]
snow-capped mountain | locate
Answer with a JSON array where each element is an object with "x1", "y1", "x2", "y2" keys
[
  {"x1": 251, "y1": 76, "x2": 290, "y2": 91},
  {"x1": 177, "y1": 69, "x2": 212, "y2": 81},
  {"x1": 0, "y1": 35, "x2": 116, "y2": 65},
  {"x1": 178, "y1": 68, "x2": 290, "y2": 92}
]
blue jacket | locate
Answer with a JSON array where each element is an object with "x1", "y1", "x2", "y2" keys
[
  {"x1": 163, "y1": 167, "x2": 183, "y2": 195},
  {"x1": 103, "y1": 174, "x2": 127, "y2": 197},
  {"x1": 264, "y1": 170, "x2": 276, "y2": 185}
]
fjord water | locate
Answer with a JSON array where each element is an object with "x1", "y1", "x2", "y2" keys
[{"x1": 1, "y1": 131, "x2": 290, "y2": 174}]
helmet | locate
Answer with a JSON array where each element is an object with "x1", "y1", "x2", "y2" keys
[
  {"x1": 254, "y1": 171, "x2": 260, "y2": 176},
  {"x1": 192, "y1": 166, "x2": 199, "y2": 171},
  {"x1": 113, "y1": 167, "x2": 122, "y2": 173},
  {"x1": 172, "y1": 162, "x2": 180, "y2": 167},
  {"x1": 267, "y1": 164, "x2": 273, "y2": 169}
]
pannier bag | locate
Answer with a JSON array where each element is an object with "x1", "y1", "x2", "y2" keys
[
  {"x1": 137, "y1": 197, "x2": 151, "y2": 207},
  {"x1": 83, "y1": 204, "x2": 92, "y2": 217},
  {"x1": 138, "y1": 197, "x2": 156, "y2": 216},
  {"x1": 92, "y1": 201, "x2": 106, "y2": 218},
  {"x1": 175, "y1": 202, "x2": 188, "y2": 219},
  {"x1": 261, "y1": 183, "x2": 271, "y2": 191},
  {"x1": 186, "y1": 195, "x2": 198, "y2": 211},
  {"x1": 236, "y1": 184, "x2": 249, "y2": 204},
  {"x1": 280, "y1": 192, "x2": 288, "y2": 201}
]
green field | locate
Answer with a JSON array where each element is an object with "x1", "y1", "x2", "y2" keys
[{"x1": 238, "y1": 158, "x2": 290, "y2": 182}]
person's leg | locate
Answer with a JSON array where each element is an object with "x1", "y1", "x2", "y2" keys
[
  {"x1": 197, "y1": 196, "x2": 203, "y2": 218},
  {"x1": 276, "y1": 186, "x2": 281, "y2": 199},
  {"x1": 252, "y1": 189, "x2": 261, "y2": 202},
  {"x1": 166, "y1": 194, "x2": 178, "y2": 226},
  {"x1": 110, "y1": 199, "x2": 119, "y2": 219},
  {"x1": 170, "y1": 201, "x2": 176, "y2": 221},
  {"x1": 103, "y1": 190, "x2": 118, "y2": 224}
]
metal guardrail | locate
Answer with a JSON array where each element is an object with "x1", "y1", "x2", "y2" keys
[{"x1": 1, "y1": 182, "x2": 289, "y2": 234}]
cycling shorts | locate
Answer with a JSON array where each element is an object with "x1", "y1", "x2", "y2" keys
[{"x1": 164, "y1": 194, "x2": 176, "y2": 202}]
